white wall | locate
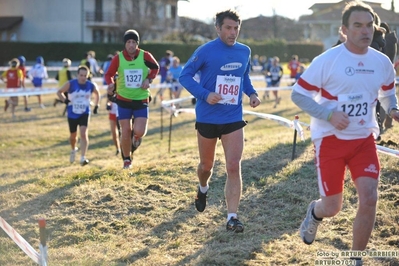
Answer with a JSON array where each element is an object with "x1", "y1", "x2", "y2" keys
[{"x1": 0, "y1": 0, "x2": 91, "y2": 43}]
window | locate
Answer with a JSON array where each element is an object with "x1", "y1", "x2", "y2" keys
[
  {"x1": 171, "y1": 5, "x2": 176, "y2": 19},
  {"x1": 165, "y1": 4, "x2": 171, "y2": 19},
  {"x1": 93, "y1": 29, "x2": 104, "y2": 43}
]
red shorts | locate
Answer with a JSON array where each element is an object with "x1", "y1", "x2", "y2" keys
[
  {"x1": 109, "y1": 113, "x2": 117, "y2": 121},
  {"x1": 313, "y1": 134, "x2": 380, "y2": 196}
]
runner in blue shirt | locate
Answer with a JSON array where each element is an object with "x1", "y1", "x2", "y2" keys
[
  {"x1": 179, "y1": 9, "x2": 261, "y2": 233},
  {"x1": 57, "y1": 65, "x2": 100, "y2": 166}
]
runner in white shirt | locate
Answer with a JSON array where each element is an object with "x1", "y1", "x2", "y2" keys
[
  {"x1": 291, "y1": 1, "x2": 399, "y2": 262},
  {"x1": 28, "y1": 56, "x2": 48, "y2": 108}
]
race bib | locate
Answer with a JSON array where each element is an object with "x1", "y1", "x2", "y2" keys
[
  {"x1": 215, "y1": 75, "x2": 240, "y2": 105},
  {"x1": 338, "y1": 92, "x2": 372, "y2": 129},
  {"x1": 72, "y1": 93, "x2": 90, "y2": 114},
  {"x1": 124, "y1": 69, "x2": 143, "y2": 88}
]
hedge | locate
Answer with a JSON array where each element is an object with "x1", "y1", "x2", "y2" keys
[{"x1": 0, "y1": 41, "x2": 324, "y2": 65}]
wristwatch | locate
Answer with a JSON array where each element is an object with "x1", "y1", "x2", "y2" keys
[{"x1": 147, "y1": 78, "x2": 153, "y2": 84}]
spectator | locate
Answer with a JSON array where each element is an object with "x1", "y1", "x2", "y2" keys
[
  {"x1": 17, "y1": 55, "x2": 30, "y2": 112},
  {"x1": 1, "y1": 58, "x2": 23, "y2": 119},
  {"x1": 153, "y1": 50, "x2": 172, "y2": 104},
  {"x1": 27, "y1": 56, "x2": 48, "y2": 108}
]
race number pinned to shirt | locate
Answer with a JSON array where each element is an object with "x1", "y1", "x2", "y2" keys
[
  {"x1": 338, "y1": 92, "x2": 372, "y2": 129},
  {"x1": 71, "y1": 91, "x2": 91, "y2": 114},
  {"x1": 215, "y1": 75, "x2": 240, "y2": 105},
  {"x1": 124, "y1": 69, "x2": 143, "y2": 88}
]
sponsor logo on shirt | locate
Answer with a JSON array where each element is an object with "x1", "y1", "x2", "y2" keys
[
  {"x1": 220, "y1": 62, "x2": 242, "y2": 71},
  {"x1": 345, "y1": 66, "x2": 374, "y2": 75}
]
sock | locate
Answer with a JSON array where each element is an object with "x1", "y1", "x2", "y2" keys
[
  {"x1": 123, "y1": 156, "x2": 130, "y2": 161},
  {"x1": 227, "y1": 213, "x2": 237, "y2": 221},
  {"x1": 80, "y1": 156, "x2": 85, "y2": 161},
  {"x1": 199, "y1": 184, "x2": 209, "y2": 194},
  {"x1": 312, "y1": 208, "x2": 323, "y2": 221}
]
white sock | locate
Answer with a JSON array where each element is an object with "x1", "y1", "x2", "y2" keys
[
  {"x1": 80, "y1": 156, "x2": 85, "y2": 161},
  {"x1": 199, "y1": 184, "x2": 209, "y2": 194},
  {"x1": 227, "y1": 213, "x2": 237, "y2": 221}
]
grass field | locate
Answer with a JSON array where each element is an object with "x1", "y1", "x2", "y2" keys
[{"x1": 0, "y1": 77, "x2": 398, "y2": 265}]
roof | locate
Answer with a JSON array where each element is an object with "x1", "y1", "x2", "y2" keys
[
  {"x1": 0, "y1": 16, "x2": 23, "y2": 31},
  {"x1": 299, "y1": 1, "x2": 399, "y2": 24}
]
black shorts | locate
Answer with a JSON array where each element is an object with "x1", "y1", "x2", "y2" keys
[
  {"x1": 195, "y1": 121, "x2": 247, "y2": 139},
  {"x1": 68, "y1": 114, "x2": 89, "y2": 133},
  {"x1": 116, "y1": 98, "x2": 149, "y2": 110}
]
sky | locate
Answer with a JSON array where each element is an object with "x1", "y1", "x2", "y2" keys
[{"x1": 178, "y1": 0, "x2": 399, "y2": 22}]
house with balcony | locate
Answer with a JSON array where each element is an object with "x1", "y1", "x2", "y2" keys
[
  {"x1": 298, "y1": 0, "x2": 399, "y2": 49},
  {"x1": 0, "y1": 0, "x2": 185, "y2": 43}
]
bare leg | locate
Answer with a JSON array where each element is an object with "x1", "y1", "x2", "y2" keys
[
  {"x1": 352, "y1": 177, "x2": 378, "y2": 250},
  {"x1": 70, "y1": 131, "x2": 78, "y2": 150},
  {"x1": 196, "y1": 132, "x2": 217, "y2": 187},
  {"x1": 221, "y1": 128, "x2": 244, "y2": 214},
  {"x1": 119, "y1": 119, "x2": 133, "y2": 158},
  {"x1": 79, "y1": 125, "x2": 89, "y2": 159},
  {"x1": 110, "y1": 119, "x2": 120, "y2": 153}
]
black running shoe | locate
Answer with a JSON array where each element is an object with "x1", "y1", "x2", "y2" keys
[
  {"x1": 195, "y1": 187, "x2": 207, "y2": 212},
  {"x1": 226, "y1": 217, "x2": 244, "y2": 233}
]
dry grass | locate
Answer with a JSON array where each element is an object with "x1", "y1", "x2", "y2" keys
[{"x1": 0, "y1": 78, "x2": 398, "y2": 265}]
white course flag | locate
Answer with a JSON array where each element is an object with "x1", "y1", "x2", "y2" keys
[{"x1": 0, "y1": 216, "x2": 41, "y2": 264}]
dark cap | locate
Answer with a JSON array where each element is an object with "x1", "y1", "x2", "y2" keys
[{"x1": 124, "y1": 29, "x2": 140, "y2": 44}]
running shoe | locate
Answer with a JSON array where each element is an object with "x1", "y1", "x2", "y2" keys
[
  {"x1": 299, "y1": 200, "x2": 322, "y2": 245},
  {"x1": 226, "y1": 217, "x2": 244, "y2": 233},
  {"x1": 70, "y1": 150, "x2": 76, "y2": 163},
  {"x1": 195, "y1": 187, "x2": 207, "y2": 212},
  {"x1": 69, "y1": 147, "x2": 78, "y2": 163},
  {"x1": 123, "y1": 159, "x2": 132, "y2": 169},
  {"x1": 24, "y1": 107, "x2": 31, "y2": 112},
  {"x1": 80, "y1": 159, "x2": 89, "y2": 166}
]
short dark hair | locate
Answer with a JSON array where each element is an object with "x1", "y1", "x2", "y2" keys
[
  {"x1": 341, "y1": 1, "x2": 375, "y2": 27},
  {"x1": 77, "y1": 65, "x2": 90, "y2": 77},
  {"x1": 214, "y1": 9, "x2": 241, "y2": 28}
]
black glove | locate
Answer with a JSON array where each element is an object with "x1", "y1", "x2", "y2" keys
[
  {"x1": 93, "y1": 105, "x2": 98, "y2": 114},
  {"x1": 108, "y1": 93, "x2": 116, "y2": 103},
  {"x1": 64, "y1": 99, "x2": 70, "y2": 105}
]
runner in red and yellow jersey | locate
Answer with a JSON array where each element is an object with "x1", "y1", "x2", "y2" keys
[{"x1": 105, "y1": 29, "x2": 159, "y2": 169}]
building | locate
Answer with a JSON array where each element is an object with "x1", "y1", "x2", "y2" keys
[
  {"x1": 298, "y1": 0, "x2": 399, "y2": 49},
  {"x1": 0, "y1": 0, "x2": 186, "y2": 43}
]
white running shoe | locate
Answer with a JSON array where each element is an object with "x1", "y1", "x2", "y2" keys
[
  {"x1": 69, "y1": 147, "x2": 78, "y2": 163},
  {"x1": 299, "y1": 200, "x2": 322, "y2": 245}
]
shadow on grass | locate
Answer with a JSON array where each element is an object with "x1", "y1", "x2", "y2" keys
[{"x1": 114, "y1": 140, "x2": 317, "y2": 265}]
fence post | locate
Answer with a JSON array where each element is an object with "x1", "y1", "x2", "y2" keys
[
  {"x1": 38, "y1": 218, "x2": 48, "y2": 266},
  {"x1": 291, "y1": 115, "x2": 299, "y2": 161}
]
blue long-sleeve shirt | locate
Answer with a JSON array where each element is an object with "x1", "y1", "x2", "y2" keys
[{"x1": 179, "y1": 38, "x2": 256, "y2": 124}]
